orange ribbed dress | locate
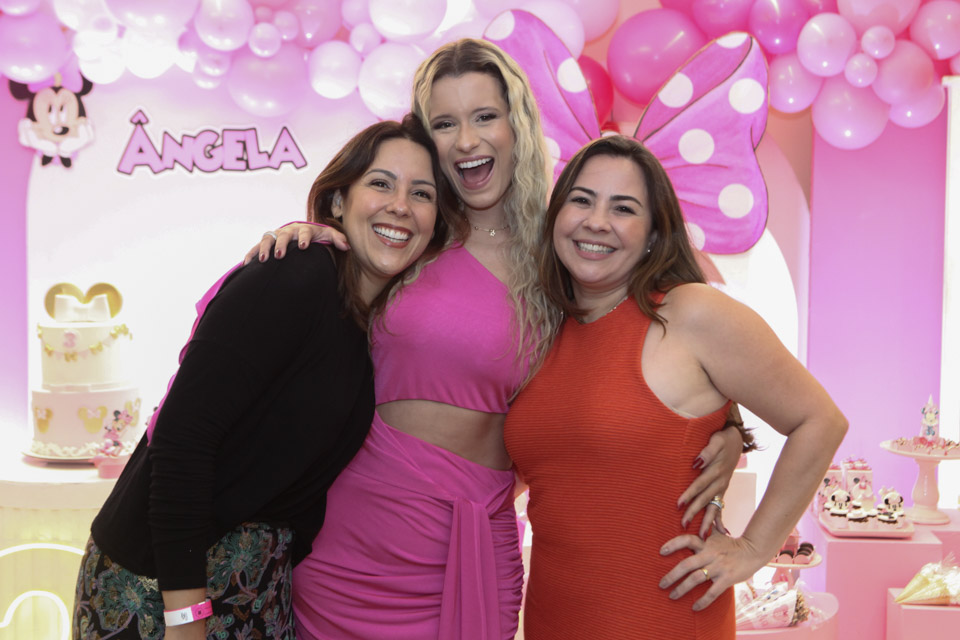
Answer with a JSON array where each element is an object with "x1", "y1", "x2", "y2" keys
[{"x1": 504, "y1": 297, "x2": 735, "y2": 640}]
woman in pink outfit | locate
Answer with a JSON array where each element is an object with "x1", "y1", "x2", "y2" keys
[{"x1": 249, "y1": 39, "x2": 748, "y2": 640}]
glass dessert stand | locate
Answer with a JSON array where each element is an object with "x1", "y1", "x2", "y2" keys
[{"x1": 880, "y1": 440, "x2": 958, "y2": 524}]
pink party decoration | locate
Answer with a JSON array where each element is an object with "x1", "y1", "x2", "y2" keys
[
  {"x1": 226, "y1": 43, "x2": 308, "y2": 117},
  {"x1": 660, "y1": 0, "x2": 696, "y2": 13},
  {"x1": 195, "y1": 0, "x2": 256, "y2": 51},
  {"x1": 801, "y1": 0, "x2": 838, "y2": 12},
  {"x1": 293, "y1": 0, "x2": 342, "y2": 48},
  {"x1": 350, "y1": 22, "x2": 383, "y2": 54},
  {"x1": 952, "y1": 52, "x2": 960, "y2": 74},
  {"x1": 769, "y1": 52, "x2": 824, "y2": 112},
  {"x1": 254, "y1": 6, "x2": 274, "y2": 22},
  {"x1": 872, "y1": 39, "x2": 934, "y2": 104},
  {"x1": 836, "y1": 0, "x2": 920, "y2": 36},
  {"x1": 192, "y1": 64, "x2": 223, "y2": 89},
  {"x1": 909, "y1": 0, "x2": 960, "y2": 60},
  {"x1": 749, "y1": 0, "x2": 810, "y2": 55},
  {"x1": 487, "y1": 11, "x2": 769, "y2": 253},
  {"x1": 691, "y1": 0, "x2": 752, "y2": 40},
  {"x1": 843, "y1": 52, "x2": 878, "y2": 86},
  {"x1": 607, "y1": 9, "x2": 707, "y2": 105},
  {"x1": 197, "y1": 48, "x2": 233, "y2": 77},
  {"x1": 812, "y1": 75, "x2": 889, "y2": 149},
  {"x1": 103, "y1": 0, "x2": 199, "y2": 34},
  {"x1": 357, "y1": 42, "x2": 423, "y2": 119},
  {"x1": 888, "y1": 82, "x2": 945, "y2": 128},
  {"x1": 369, "y1": 0, "x2": 445, "y2": 43},
  {"x1": 475, "y1": 0, "x2": 524, "y2": 19},
  {"x1": 861, "y1": 24, "x2": 895, "y2": 58},
  {"x1": 0, "y1": 0, "x2": 41, "y2": 15},
  {"x1": 273, "y1": 11, "x2": 300, "y2": 41},
  {"x1": 342, "y1": 0, "x2": 370, "y2": 28},
  {"x1": 561, "y1": 0, "x2": 620, "y2": 42},
  {"x1": 796, "y1": 12, "x2": 857, "y2": 77},
  {"x1": 308, "y1": 40, "x2": 362, "y2": 98},
  {"x1": 53, "y1": 0, "x2": 107, "y2": 30},
  {"x1": 577, "y1": 55, "x2": 613, "y2": 122},
  {"x1": 249, "y1": 22, "x2": 283, "y2": 57},
  {"x1": 0, "y1": 12, "x2": 70, "y2": 83},
  {"x1": 521, "y1": 1, "x2": 585, "y2": 57}
]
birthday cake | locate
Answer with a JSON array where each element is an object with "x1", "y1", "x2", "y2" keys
[
  {"x1": 887, "y1": 397, "x2": 960, "y2": 457},
  {"x1": 29, "y1": 283, "x2": 142, "y2": 460}
]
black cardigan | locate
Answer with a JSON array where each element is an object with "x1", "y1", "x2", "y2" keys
[{"x1": 91, "y1": 245, "x2": 374, "y2": 590}]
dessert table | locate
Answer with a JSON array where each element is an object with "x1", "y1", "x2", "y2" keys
[{"x1": 0, "y1": 437, "x2": 116, "y2": 640}]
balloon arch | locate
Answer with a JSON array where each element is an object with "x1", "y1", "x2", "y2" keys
[{"x1": 0, "y1": 0, "x2": 957, "y2": 150}]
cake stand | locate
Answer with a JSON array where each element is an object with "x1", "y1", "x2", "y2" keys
[
  {"x1": 880, "y1": 440, "x2": 958, "y2": 524},
  {"x1": 767, "y1": 552, "x2": 822, "y2": 588}
]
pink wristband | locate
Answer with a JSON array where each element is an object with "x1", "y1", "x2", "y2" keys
[{"x1": 163, "y1": 599, "x2": 213, "y2": 626}]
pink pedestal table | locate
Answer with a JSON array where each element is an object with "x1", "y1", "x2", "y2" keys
[
  {"x1": 797, "y1": 512, "x2": 946, "y2": 640},
  {"x1": 885, "y1": 588, "x2": 960, "y2": 640}
]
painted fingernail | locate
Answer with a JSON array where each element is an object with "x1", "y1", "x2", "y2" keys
[
  {"x1": 677, "y1": 501, "x2": 686, "y2": 511},
  {"x1": 692, "y1": 456, "x2": 704, "y2": 470},
  {"x1": 299, "y1": 241, "x2": 307, "y2": 249},
  {"x1": 681, "y1": 520, "x2": 689, "y2": 529},
  {"x1": 259, "y1": 253, "x2": 266, "y2": 262},
  {"x1": 700, "y1": 530, "x2": 708, "y2": 540}
]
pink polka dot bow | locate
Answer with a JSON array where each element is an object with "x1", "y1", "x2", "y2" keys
[{"x1": 484, "y1": 11, "x2": 769, "y2": 255}]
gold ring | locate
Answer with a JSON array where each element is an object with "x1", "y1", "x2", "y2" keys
[{"x1": 701, "y1": 567, "x2": 710, "y2": 580}]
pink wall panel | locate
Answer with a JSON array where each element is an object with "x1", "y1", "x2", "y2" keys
[
  {"x1": 808, "y1": 112, "x2": 947, "y2": 497},
  {"x1": 0, "y1": 86, "x2": 31, "y2": 430}
]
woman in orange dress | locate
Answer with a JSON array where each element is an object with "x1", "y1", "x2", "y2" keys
[{"x1": 504, "y1": 136, "x2": 847, "y2": 639}]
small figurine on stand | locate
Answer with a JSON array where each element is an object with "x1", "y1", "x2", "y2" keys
[{"x1": 92, "y1": 407, "x2": 136, "y2": 478}]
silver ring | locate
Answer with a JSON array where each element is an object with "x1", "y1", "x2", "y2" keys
[
  {"x1": 709, "y1": 496, "x2": 725, "y2": 510},
  {"x1": 263, "y1": 230, "x2": 278, "y2": 240}
]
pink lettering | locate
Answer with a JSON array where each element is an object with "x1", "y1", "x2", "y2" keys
[
  {"x1": 245, "y1": 129, "x2": 271, "y2": 170},
  {"x1": 194, "y1": 130, "x2": 222, "y2": 172},
  {"x1": 269, "y1": 127, "x2": 307, "y2": 170},
  {"x1": 221, "y1": 129, "x2": 246, "y2": 171},
  {"x1": 160, "y1": 132, "x2": 196, "y2": 172},
  {"x1": 117, "y1": 121, "x2": 163, "y2": 175}
]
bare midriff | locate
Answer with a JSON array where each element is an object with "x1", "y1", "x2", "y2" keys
[{"x1": 376, "y1": 399, "x2": 511, "y2": 470}]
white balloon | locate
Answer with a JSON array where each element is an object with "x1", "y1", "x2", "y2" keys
[
  {"x1": 357, "y1": 42, "x2": 424, "y2": 119},
  {"x1": 350, "y1": 22, "x2": 383, "y2": 54},
  {"x1": 368, "y1": 0, "x2": 446, "y2": 43},
  {"x1": 54, "y1": 0, "x2": 110, "y2": 30},
  {"x1": 121, "y1": 29, "x2": 179, "y2": 79},
  {"x1": 309, "y1": 40, "x2": 362, "y2": 98},
  {"x1": 79, "y1": 41, "x2": 125, "y2": 83}
]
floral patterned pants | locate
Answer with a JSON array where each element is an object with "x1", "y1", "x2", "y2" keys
[{"x1": 72, "y1": 523, "x2": 295, "y2": 639}]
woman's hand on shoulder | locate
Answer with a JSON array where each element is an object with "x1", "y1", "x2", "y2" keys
[
  {"x1": 659, "y1": 530, "x2": 768, "y2": 611},
  {"x1": 243, "y1": 222, "x2": 350, "y2": 265}
]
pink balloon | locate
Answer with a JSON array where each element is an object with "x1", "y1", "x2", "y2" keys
[
  {"x1": 522, "y1": 1, "x2": 586, "y2": 57},
  {"x1": 104, "y1": 0, "x2": 199, "y2": 34},
  {"x1": 952, "y1": 51, "x2": 960, "y2": 74},
  {"x1": 607, "y1": 9, "x2": 707, "y2": 105},
  {"x1": 659, "y1": 0, "x2": 696, "y2": 13},
  {"x1": 308, "y1": 39, "x2": 361, "y2": 98},
  {"x1": 357, "y1": 42, "x2": 423, "y2": 119},
  {"x1": 749, "y1": 0, "x2": 809, "y2": 55},
  {"x1": 293, "y1": 0, "x2": 341, "y2": 48},
  {"x1": 561, "y1": 0, "x2": 620, "y2": 42},
  {"x1": 197, "y1": 47, "x2": 233, "y2": 76},
  {"x1": 812, "y1": 75, "x2": 889, "y2": 149},
  {"x1": 249, "y1": 22, "x2": 283, "y2": 57},
  {"x1": 691, "y1": 0, "x2": 752, "y2": 39},
  {"x1": 0, "y1": 0, "x2": 41, "y2": 15},
  {"x1": 577, "y1": 55, "x2": 613, "y2": 122},
  {"x1": 889, "y1": 81, "x2": 945, "y2": 128},
  {"x1": 836, "y1": 0, "x2": 920, "y2": 36},
  {"x1": 909, "y1": 0, "x2": 960, "y2": 60},
  {"x1": 0, "y1": 12, "x2": 70, "y2": 83},
  {"x1": 843, "y1": 52, "x2": 877, "y2": 86},
  {"x1": 872, "y1": 39, "x2": 934, "y2": 104},
  {"x1": 475, "y1": 0, "x2": 523, "y2": 19},
  {"x1": 801, "y1": 0, "x2": 838, "y2": 12},
  {"x1": 254, "y1": 6, "x2": 274, "y2": 22},
  {"x1": 341, "y1": 0, "x2": 370, "y2": 28},
  {"x1": 273, "y1": 10, "x2": 300, "y2": 41},
  {"x1": 860, "y1": 24, "x2": 895, "y2": 58},
  {"x1": 769, "y1": 51, "x2": 824, "y2": 112},
  {"x1": 349, "y1": 22, "x2": 382, "y2": 54},
  {"x1": 195, "y1": 0, "x2": 255, "y2": 51},
  {"x1": 797, "y1": 12, "x2": 857, "y2": 76},
  {"x1": 227, "y1": 43, "x2": 308, "y2": 117}
]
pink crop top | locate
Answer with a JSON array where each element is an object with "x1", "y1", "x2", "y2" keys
[{"x1": 371, "y1": 244, "x2": 529, "y2": 414}]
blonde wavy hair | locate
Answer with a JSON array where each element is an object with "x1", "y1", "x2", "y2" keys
[{"x1": 411, "y1": 38, "x2": 561, "y2": 372}]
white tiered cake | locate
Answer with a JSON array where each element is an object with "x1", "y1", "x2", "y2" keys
[{"x1": 29, "y1": 283, "x2": 142, "y2": 461}]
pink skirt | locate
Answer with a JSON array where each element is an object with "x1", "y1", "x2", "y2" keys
[{"x1": 293, "y1": 412, "x2": 523, "y2": 640}]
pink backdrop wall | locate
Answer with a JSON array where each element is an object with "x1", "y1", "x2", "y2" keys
[
  {"x1": 808, "y1": 112, "x2": 947, "y2": 496},
  {"x1": 0, "y1": 88, "x2": 30, "y2": 429}
]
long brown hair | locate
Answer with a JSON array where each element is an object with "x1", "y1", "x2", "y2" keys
[
  {"x1": 306, "y1": 114, "x2": 458, "y2": 330},
  {"x1": 538, "y1": 135, "x2": 706, "y2": 325}
]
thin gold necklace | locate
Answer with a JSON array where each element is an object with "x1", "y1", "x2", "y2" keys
[
  {"x1": 577, "y1": 294, "x2": 629, "y2": 324},
  {"x1": 469, "y1": 219, "x2": 510, "y2": 237}
]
